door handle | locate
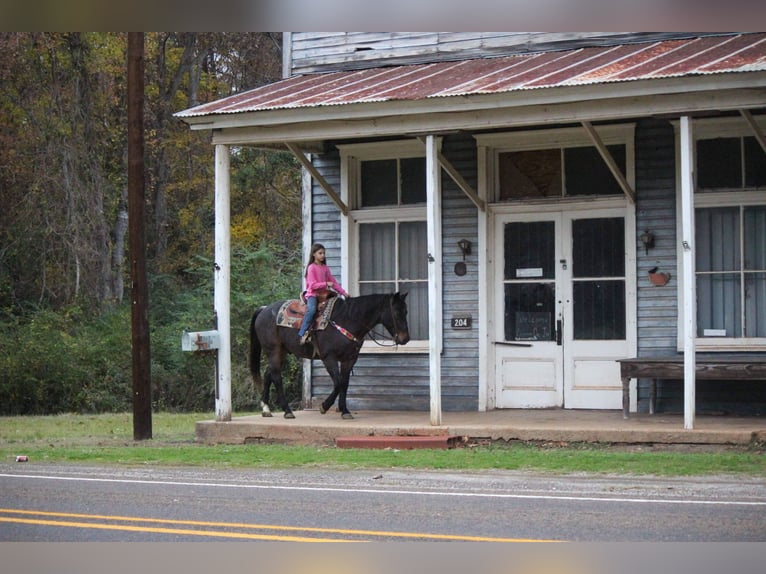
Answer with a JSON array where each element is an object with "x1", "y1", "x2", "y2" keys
[{"x1": 556, "y1": 319, "x2": 562, "y2": 346}]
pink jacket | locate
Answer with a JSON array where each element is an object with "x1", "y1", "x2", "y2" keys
[{"x1": 305, "y1": 263, "x2": 348, "y2": 298}]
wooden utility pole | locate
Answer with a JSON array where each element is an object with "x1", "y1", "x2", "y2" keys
[{"x1": 128, "y1": 32, "x2": 152, "y2": 440}]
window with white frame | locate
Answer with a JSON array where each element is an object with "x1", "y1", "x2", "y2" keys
[
  {"x1": 340, "y1": 141, "x2": 430, "y2": 350},
  {"x1": 692, "y1": 117, "x2": 766, "y2": 348},
  {"x1": 475, "y1": 124, "x2": 635, "y2": 202}
]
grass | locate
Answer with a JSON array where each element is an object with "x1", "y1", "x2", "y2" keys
[{"x1": 1, "y1": 412, "x2": 765, "y2": 477}]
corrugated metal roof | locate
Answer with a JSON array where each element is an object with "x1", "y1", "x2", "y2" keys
[{"x1": 176, "y1": 33, "x2": 766, "y2": 119}]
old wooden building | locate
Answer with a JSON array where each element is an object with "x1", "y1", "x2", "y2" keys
[{"x1": 177, "y1": 32, "x2": 766, "y2": 428}]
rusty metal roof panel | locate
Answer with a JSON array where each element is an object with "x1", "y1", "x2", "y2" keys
[{"x1": 176, "y1": 33, "x2": 766, "y2": 119}]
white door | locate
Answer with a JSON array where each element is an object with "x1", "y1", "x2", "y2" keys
[{"x1": 494, "y1": 208, "x2": 632, "y2": 409}]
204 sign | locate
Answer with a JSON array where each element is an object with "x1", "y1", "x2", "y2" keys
[{"x1": 451, "y1": 316, "x2": 472, "y2": 330}]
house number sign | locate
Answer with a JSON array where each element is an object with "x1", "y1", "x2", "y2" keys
[{"x1": 451, "y1": 316, "x2": 472, "y2": 329}]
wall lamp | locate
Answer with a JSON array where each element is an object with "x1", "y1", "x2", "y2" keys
[
  {"x1": 455, "y1": 239, "x2": 472, "y2": 276},
  {"x1": 639, "y1": 230, "x2": 654, "y2": 255}
]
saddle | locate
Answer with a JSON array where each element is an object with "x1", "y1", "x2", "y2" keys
[{"x1": 276, "y1": 295, "x2": 339, "y2": 331}]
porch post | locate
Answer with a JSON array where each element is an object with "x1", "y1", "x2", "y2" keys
[
  {"x1": 426, "y1": 135, "x2": 443, "y2": 425},
  {"x1": 214, "y1": 144, "x2": 232, "y2": 422},
  {"x1": 679, "y1": 116, "x2": 696, "y2": 430}
]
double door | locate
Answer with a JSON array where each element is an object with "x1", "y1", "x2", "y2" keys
[{"x1": 493, "y1": 208, "x2": 634, "y2": 409}]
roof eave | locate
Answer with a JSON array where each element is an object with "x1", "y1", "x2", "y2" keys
[{"x1": 181, "y1": 73, "x2": 766, "y2": 146}]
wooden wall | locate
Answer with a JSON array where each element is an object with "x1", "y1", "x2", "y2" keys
[
  {"x1": 308, "y1": 133, "x2": 480, "y2": 412},
  {"x1": 286, "y1": 32, "x2": 720, "y2": 76}
]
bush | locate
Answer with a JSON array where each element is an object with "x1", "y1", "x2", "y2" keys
[{"x1": 0, "y1": 243, "x2": 304, "y2": 415}]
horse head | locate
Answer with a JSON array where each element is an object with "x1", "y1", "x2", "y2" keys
[{"x1": 383, "y1": 292, "x2": 410, "y2": 345}]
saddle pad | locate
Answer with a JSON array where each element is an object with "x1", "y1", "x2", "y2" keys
[{"x1": 276, "y1": 297, "x2": 338, "y2": 331}]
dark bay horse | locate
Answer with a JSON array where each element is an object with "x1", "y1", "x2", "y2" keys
[{"x1": 249, "y1": 292, "x2": 410, "y2": 419}]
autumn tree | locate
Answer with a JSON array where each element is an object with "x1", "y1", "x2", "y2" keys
[{"x1": 0, "y1": 32, "x2": 297, "y2": 313}]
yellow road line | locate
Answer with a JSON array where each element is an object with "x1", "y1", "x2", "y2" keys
[{"x1": 0, "y1": 508, "x2": 559, "y2": 542}]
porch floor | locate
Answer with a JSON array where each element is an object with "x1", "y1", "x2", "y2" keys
[{"x1": 196, "y1": 408, "x2": 766, "y2": 447}]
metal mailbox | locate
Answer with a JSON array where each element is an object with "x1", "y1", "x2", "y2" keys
[{"x1": 181, "y1": 330, "x2": 220, "y2": 352}]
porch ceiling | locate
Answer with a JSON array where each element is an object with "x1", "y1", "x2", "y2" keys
[{"x1": 176, "y1": 33, "x2": 766, "y2": 144}]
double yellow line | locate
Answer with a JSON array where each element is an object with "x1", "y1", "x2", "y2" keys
[{"x1": 0, "y1": 508, "x2": 556, "y2": 542}]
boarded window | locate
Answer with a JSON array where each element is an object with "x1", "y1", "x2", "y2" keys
[{"x1": 498, "y1": 145, "x2": 625, "y2": 200}]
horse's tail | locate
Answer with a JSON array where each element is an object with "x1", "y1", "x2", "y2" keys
[{"x1": 249, "y1": 306, "x2": 265, "y2": 389}]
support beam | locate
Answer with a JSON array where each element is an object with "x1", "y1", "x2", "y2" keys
[
  {"x1": 419, "y1": 137, "x2": 485, "y2": 211},
  {"x1": 286, "y1": 142, "x2": 349, "y2": 216},
  {"x1": 214, "y1": 144, "x2": 232, "y2": 422},
  {"x1": 740, "y1": 109, "x2": 766, "y2": 155},
  {"x1": 425, "y1": 135, "x2": 443, "y2": 426},
  {"x1": 679, "y1": 116, "x2": 696, "y2": 431},
  {"x1": 581, "y1": 121, "x2": 636, "y2": 203}
]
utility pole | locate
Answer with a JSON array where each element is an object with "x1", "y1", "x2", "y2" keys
[{"x1": 128, "y1": 32, "x2": 152, "y2": 440}]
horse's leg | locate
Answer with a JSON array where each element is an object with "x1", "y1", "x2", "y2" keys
[
  {"x1": 260, "y1": 367, "x2": 273, "y2": 417},
  {"x1": 337, "y1": 360, "x2": 355, "y2": 420},
  {"x1": 319, "y1": 357, "x2": 340, "y2": 415},
  {"x1": 267, "y1": 348, "x2": 295, "y2": 419}
]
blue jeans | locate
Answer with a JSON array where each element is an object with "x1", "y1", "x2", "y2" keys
[{"x1": 298, "y1": 296, "x2": 317, "y2": 337}]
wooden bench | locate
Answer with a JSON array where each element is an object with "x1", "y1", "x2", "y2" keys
[{"x1": 618, "y1": 355, "x2": 766, "y2": 419}]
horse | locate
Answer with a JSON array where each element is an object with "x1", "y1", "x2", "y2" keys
[{"x1": 249, "y1": 292, "x2": 410, "y2": 419}]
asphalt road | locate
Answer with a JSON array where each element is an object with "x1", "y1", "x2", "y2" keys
[{"x1": 1, "y1": 463, "x2": 765, "y2": 543}]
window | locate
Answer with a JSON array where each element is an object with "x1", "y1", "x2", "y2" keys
[
  {"x1": 697, "y1": 136, "x2": 766, "y2": 189},
  {"x1": 340, "y1": 140, "x2": 430, "y2": 350},
  {"x1": 498, "y1": 144, "x2": 626, "y2": 199},
  {"x1": 686, "y1": 116, "x2": 766, "y2": 349},
  {"x1": 696, "y1": 205, "x2": 766, "y2": 340},
  {"x1": 477, "y1": 124, "x2": 634, "y2": 203},
  {"x1": 359, "y1": 220, "x2": 428, "y2": 340}
]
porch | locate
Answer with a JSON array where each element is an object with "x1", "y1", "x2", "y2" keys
[{"x1": 195, "y1": 408, "x2": 766, "y2": 448}]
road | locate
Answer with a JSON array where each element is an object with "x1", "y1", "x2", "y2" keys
[{"x1": 2, "y1": 463, "x2": 765, "y2": 543}]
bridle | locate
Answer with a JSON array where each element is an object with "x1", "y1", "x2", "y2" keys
[
  {"x1": 368, "y1": 296, "x2": 403, "y2": 346},
  {"x1": 332, "y1": 295, "x2": 405, "y2": 347}
]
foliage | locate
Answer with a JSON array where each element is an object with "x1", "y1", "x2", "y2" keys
[
  {"x1": 0, "y1": 33, "x2": 304, "y2": 415},
  {"x1": 0, "y1": 243, "x2": 303, "y2": 415}
]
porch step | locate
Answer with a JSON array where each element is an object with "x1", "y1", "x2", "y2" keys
[{"x1": 335, "y1": 434, "x2": 461, "y2": 449}]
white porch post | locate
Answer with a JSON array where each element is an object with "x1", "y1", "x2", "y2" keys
[
  {"x1": 679, "y1": 116, "x2": 696, "y2": 430},
  {"x1": 426, "y1": 135, "x2": 443, "y2": 425},
  {"x1": 214, "y1": 144, "x2": 232, "y2": 422}
]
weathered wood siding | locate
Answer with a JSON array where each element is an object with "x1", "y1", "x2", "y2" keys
[
  {"x1": 309, "y1": 133, "x2": 480, "y2": 411},
  {"x1": 633, "y1": 119, "x2": 679, "y2": 413},
  {"x1": 633, "y1": 119, "x2": 766, "y2": 415},
  {"x1": 287, "y1": 32, "x2": 718, "y2": 76}
]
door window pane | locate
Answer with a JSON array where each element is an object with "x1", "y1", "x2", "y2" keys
[
  {"x1": 573, "y1": 281, "x2": 626, "y2": 340},
  {"x1": 572, "y1": 218, "x2": 625, "y2": 277},
  {"x1": 504, "y1": 283, "x2": 555, "y2": 341},
  {"x1": 504, "y1": 221, "x2": 555, "y2": 280}
]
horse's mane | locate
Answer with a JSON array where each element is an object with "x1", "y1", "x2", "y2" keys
[{"x1": 335, "y1": 293, "x2": 390, "y2": 322}]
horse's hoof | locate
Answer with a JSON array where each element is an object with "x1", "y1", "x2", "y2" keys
[
  {"x1": 261, "y1": 411, "x2": 272, "y2": 418},
  {"x1": 342, "y1": 412, "x2": 354, "y2": 420},
  {"x1": 319, "y1": 405, "x2": 327, "y2": 414},
  {"x1": 284, "y1": 411, "x2": 295, "y2": 419}
]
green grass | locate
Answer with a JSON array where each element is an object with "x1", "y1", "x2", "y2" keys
[{"x1": 1, "y1": 412, "x2": 764, "y2": 477}]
